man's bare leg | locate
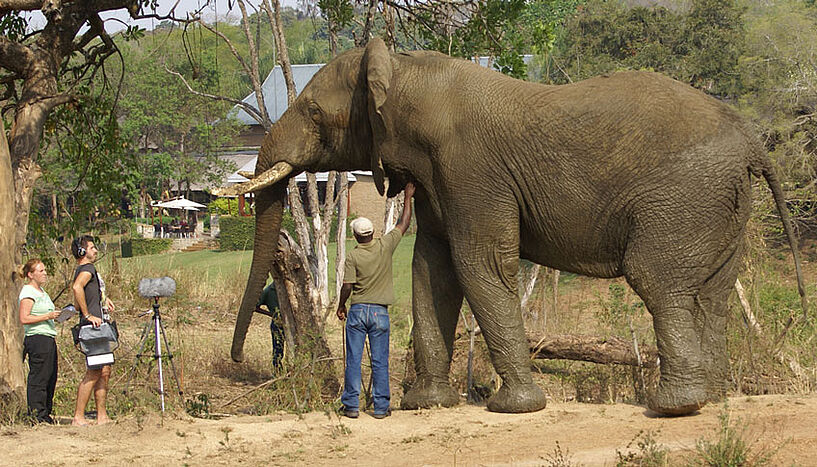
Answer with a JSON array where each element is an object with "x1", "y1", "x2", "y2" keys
[
  {"x1": 72, "y1": 369, "x2": 100, "y2": 426},
  {"x1": 94, "y1": 365, "x2": 112, "y2": 424}
]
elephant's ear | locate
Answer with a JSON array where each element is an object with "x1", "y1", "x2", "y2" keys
[{"x1": 364, "y1": 38, "x2": 392, "y2": 196}]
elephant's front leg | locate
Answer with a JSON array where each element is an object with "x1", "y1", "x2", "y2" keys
[
  {"x1": 449, "y1": 228, "x2": 547, "y2": 413},
  {"x1": 401, "y1": 230, "x2": 463, "y2": 410}
]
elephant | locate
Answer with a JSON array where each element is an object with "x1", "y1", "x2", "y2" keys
[{"x1": 220, "y1": 38, "x2": 806, "y2": 415}]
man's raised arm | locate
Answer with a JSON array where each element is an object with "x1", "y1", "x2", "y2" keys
[{"x1": 396, "y1": 182, "x2": 416, "y2": 235}]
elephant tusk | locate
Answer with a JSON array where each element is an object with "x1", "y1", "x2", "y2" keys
[{"x1": 213, "y1": 162, "x2": 295, "y2": 196}]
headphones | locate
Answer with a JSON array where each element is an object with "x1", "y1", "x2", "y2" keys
[{"x1": 73, "y1": 237, "x2": 86, "y2": 258}]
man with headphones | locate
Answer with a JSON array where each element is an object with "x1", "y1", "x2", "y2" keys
[{"x1": 70, "y1": 235, "x2": 116, "y2": 426}]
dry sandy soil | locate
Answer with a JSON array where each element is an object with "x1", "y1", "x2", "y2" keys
[{"x1": 2, "y1": 393, "x2": 816, "y2": 466}]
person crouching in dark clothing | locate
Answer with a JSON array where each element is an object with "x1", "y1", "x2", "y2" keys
[{"x1": 255, "y1": 280, "x2": 284, "y2": 369}]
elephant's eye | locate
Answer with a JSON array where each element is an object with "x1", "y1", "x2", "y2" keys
[{"x1": 308, "y1": 103, "x2": 322, "y2": 123}]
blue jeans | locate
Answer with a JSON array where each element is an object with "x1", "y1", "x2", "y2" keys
[{"x1": 341, "y1": 304, "x2": 390, "y2": 414}]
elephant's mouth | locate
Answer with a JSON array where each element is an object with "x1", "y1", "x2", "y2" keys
[{"x1": 212, "y1": 161, "x2": 295, "y2": 196}]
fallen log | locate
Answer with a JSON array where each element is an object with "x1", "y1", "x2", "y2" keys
[{"x1": 528, "y1": 334, "x2": 659, "y2": 368}]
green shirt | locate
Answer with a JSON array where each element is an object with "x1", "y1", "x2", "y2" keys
[
  {"x1": 344, "y1": 229, "x2": 403, "y2": 305},
  {"x1": 18, "y1": 284, "x2": 56, "y2": 337},
  {"x1": 257, "y1": 282, "x2": 280, "y2": 311}
]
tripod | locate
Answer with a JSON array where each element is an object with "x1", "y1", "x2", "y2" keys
[{"x1": 128, "y1": 297, "x2": 183, "y2": 412}]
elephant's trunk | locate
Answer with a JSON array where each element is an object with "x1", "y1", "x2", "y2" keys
[{"x1": 230, "y1": 182, "x2": 287, "y2": 362}]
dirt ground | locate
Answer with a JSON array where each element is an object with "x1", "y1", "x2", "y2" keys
[{"x1": 2, "y1": 393, "x2": 816, "y2": 466}]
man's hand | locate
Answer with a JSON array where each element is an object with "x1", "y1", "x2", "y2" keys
[
  {"x1": 86, "y1": 315, "x2": 103, "y2": 328},
  {"x1": 336, "y1": 305, "x2": 347, "y2": 321},
  {"x1": 404, "y1": 181, "x2": 415, "y2": 199},
  {"x1": 48, "y1": 311, "x2": 61, "y2": 320},
  {"x1": 105, "y1": 298, "x2": 115, "y2": 312}
]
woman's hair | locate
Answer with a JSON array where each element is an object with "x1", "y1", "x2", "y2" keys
[{"x1": 20, "y1": 258, "x2": 44, "y2": 280}]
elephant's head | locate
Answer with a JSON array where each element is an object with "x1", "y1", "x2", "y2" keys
[{"x1": 222, "y1": 38, "x2": 396, "y2": 361}]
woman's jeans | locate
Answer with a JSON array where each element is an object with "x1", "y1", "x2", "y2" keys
[{"x1": 341, "y1": 304, "x2": 390, "y2": 414}]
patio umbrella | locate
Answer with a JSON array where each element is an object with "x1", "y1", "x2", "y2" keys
[{"x1": 154, "y1": 197, "x2": 206, "y2": 210}]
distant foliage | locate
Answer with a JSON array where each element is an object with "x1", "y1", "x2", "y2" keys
[
  {"x1": 130, "y1": 238, "x2": 173, "y2": 256},
  {"x1": 547, "y1": 0, "x2": 745, "y2": 97}
]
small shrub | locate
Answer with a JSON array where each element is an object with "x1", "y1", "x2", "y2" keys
[
  {"x1": 0, "y1": 394, "x2": 28, "y2": 426},
  {"x1": 689, "y1": 404, "x2": 782, "y2": 466},
  {"x1": 185, "y1": 393, "x2": 212, "y2": 419},
  {"x1": 130, "y1": 238, "x2": 172, "y2": 256},
  {"x1": 547, "y1": 441, "x2": 578, "y2": 467},
  {"x1": 616, "y1": 429, "x2": 668, "y2": 466}
]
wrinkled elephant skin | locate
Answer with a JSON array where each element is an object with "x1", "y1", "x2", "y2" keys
[{"x1": 232, "y1": 39, "x2": 804, "y2": 415}]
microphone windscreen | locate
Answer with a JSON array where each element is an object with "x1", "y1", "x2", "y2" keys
[{"x1": 138, "y1": 277, "x2": 176, "y2": 298}]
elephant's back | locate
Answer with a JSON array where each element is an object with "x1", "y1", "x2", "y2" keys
[
  {"x1": 514, "y1": 72, "x2": 758, "y2": 275},
  {"x1": 536, "y1": 72, "x2": 750, "y2": 160}
]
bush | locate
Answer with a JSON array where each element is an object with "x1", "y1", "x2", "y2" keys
[
  {"x1": 207, "y1": 198, "x2": 234, "y2": 216},
  {"x1": 690, "y1": 404, "x2": 781, "y2": 466},
  {"x1": 219, "y1": 215, "x2": 255, "y2": 251},
  {"x1": 130, "y1": 238, "x2": 173, "y2": 256}
]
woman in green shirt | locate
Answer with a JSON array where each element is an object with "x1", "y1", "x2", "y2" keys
[{"x1": 18, "y1": 258, "x2": 60, "y2": 424}]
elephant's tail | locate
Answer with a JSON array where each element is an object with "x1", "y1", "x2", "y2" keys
[{"x1": 753, "y1": 157, "x2": 809, "y2": 320}]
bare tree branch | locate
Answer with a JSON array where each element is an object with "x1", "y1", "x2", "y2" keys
[
  {"x1": 235, "y1": 0, "x2": 271, "y2": 126},
  {"x1": 261, "y1": 0, "x2": 295, "y2": 103},
  {"x1": 165, "y1": 65, "x2": 266, "y2": 124}
]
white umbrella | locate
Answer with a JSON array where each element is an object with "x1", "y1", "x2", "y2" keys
[{"x1": 153, "y1": 197, "x2": 206, "y2": 210}]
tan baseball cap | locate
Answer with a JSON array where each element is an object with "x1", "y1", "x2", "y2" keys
[{"x1": 351, "y1": 217, "x2": 374, "y2": 236}]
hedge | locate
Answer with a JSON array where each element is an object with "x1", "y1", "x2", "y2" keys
[
  {"x1": 130, "y1": 238, "x2": 173, "y2": 256},
  {"x1": 217, "y1": 211, "x2": 356, "y2": 251},
  {"x1": 219, "y1": 216, "x2": 256, "y2": 251}
]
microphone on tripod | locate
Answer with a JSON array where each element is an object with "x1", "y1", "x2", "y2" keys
[
  {"x1": 138, "y1": 277, "x2": 176, "y2": 300},
  {"x1": 130, "y1": 276, "x2": 182, "y2": 413}
]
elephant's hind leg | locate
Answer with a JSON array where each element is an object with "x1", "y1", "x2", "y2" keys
[
  {"x1": 449, "y1": 228, "x2": 546, "y2": 413},
  {"x1": 624, "y1": 242, "x2": 709, "y2": 415},
  {"x1": 401, "y1": 231, "x2": 463, "y2": 410},
  {"x1": 697, "y1": 238, "x2": 744, "y2": 404}
]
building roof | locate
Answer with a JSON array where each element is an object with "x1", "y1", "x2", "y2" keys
[{"x1": 229, "y1": 63, "x2": 324, "y2": 125}]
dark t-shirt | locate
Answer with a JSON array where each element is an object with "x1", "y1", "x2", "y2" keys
[{"x1": 74, "y1": 263, "x2": 102, "y2": 319}]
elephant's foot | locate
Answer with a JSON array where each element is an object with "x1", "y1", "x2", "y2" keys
[
  {"x1": 486, "y1": 382, "x2": 547, "y2": 413},
  {"x1": 401, "y1": 380, "x2": 459, "y2": 410},
  {"x1": 648, "y1": 381, "x2": 707, "y2": 416}
]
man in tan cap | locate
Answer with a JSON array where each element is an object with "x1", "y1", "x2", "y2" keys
[{"x1": 337, "y1": 182, "x2": 415, "y2": 419}]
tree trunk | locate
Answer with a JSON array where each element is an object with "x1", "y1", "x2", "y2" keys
[
  {"x1": 383, "y1": 192, "x2": 403, "y2": 233},
  {"x1": 305, "y1": 172, "x2": 328, "y2": 308},
  {"x1": 528, "y1": 333, "x2": 658, "y2": 368},
  {"x1": 520, "y1": 264, "x2": 540, "y2": 310},
  {"x1": 0, "y1": 119, "x2": 25, "y2": 399},
  {"x1": 334, "y1": 173, "x2": 348, "y2": 308},
  {"x1": 271, "y1": 231, "x2": 339, "y2": 396}
]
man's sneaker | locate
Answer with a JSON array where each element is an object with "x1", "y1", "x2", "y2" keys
[
  {"x1": 372, "y1": 409, "x2": 391, "y2": 419},
  {"x1": 342, "y1": 408, "x2": 359, "y2": 419}
]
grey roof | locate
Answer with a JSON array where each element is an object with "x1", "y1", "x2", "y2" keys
[
  {"x1": 229, "y1": 64, "x2": 324, "y2": 125},
  {"x1": 229, "y1": 55, "x2": 534, "y2": 126}
]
